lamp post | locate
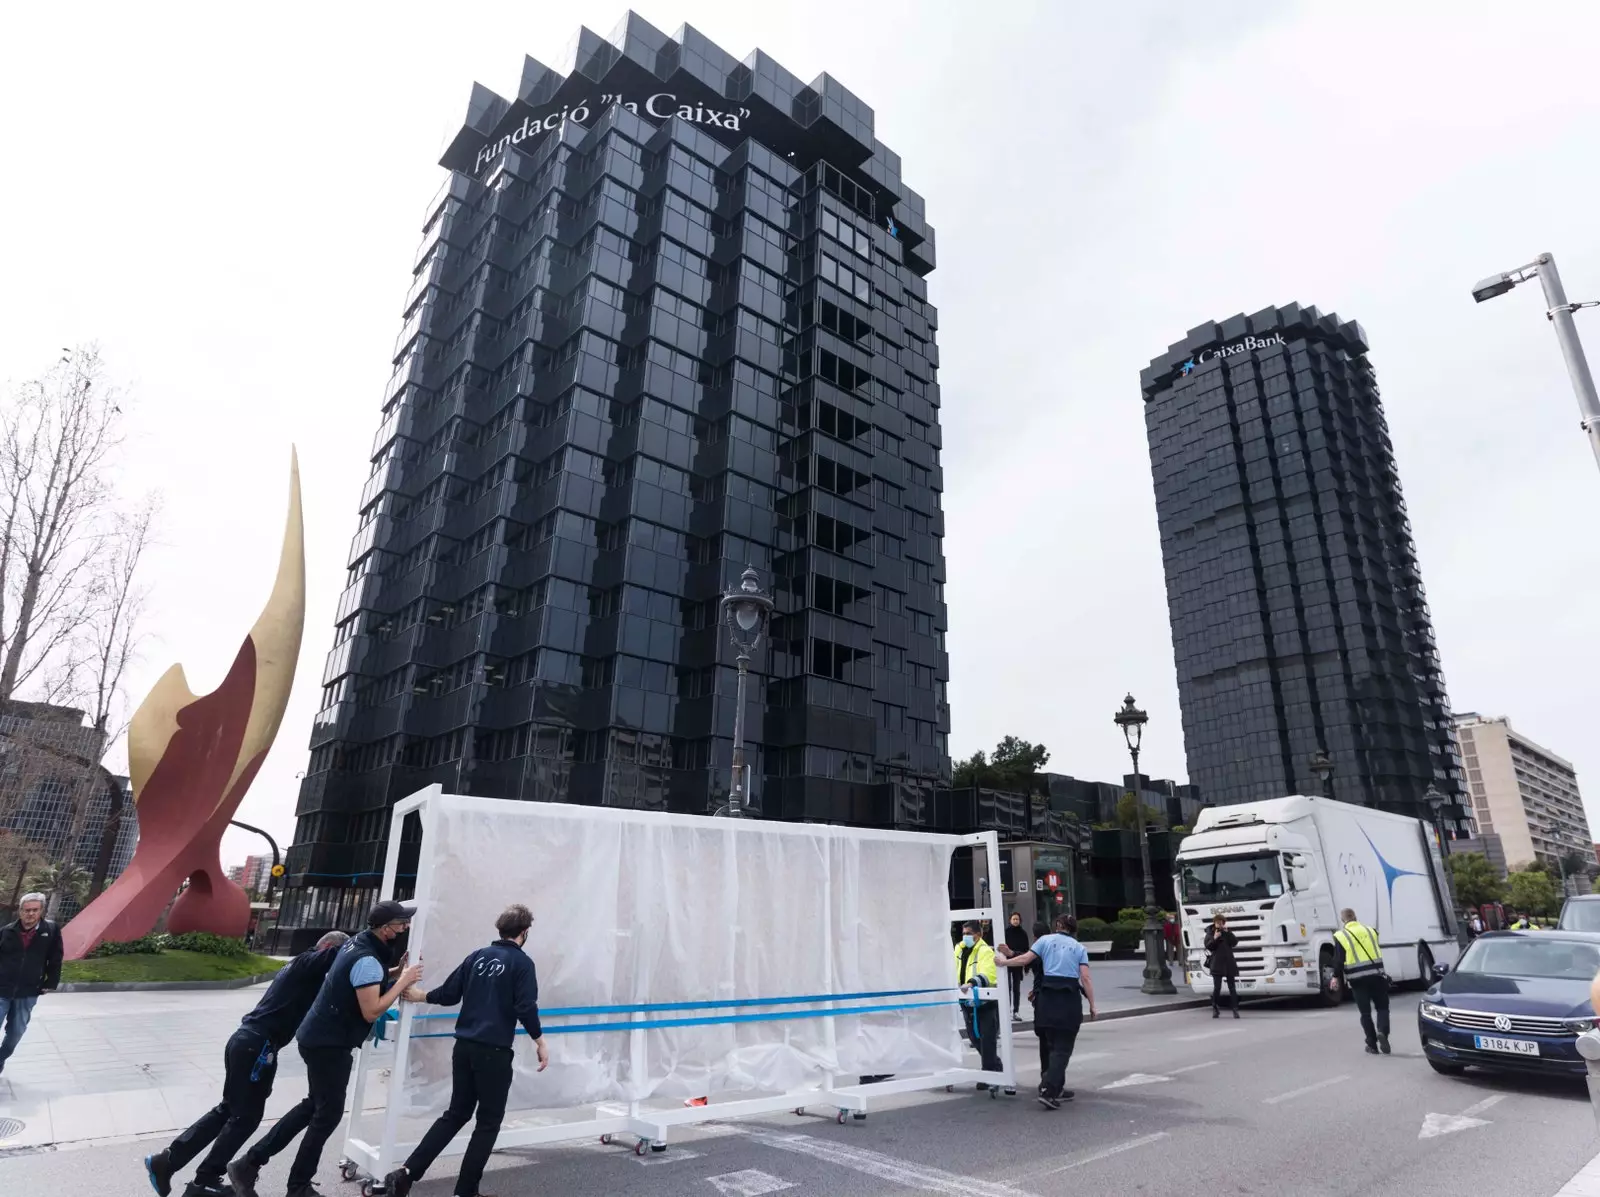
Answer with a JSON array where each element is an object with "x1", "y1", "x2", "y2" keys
[
  {"x1": 1472, "y1": 253, "x2": 1600, "y2": 478},
  {"x1": 717, "y1": 567, "x2": 774, "y2": 818},
  {"x1": 1308, "y1": 749, "x2": 1334, "y2": 799},
  {"x1": 1114, "y1": 694, "x2": 1175, "y2": 995},
  {"x1": 1423, "y1": 783, "x2": 1470, "y2": 948}
]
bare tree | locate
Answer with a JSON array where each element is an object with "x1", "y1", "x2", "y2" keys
[
  {"x1": 0, "y1": 345, "x2": 155, "y2": 892},
  {"x1": 0, "y1": 345, "x2": 125, "y2": 702}
]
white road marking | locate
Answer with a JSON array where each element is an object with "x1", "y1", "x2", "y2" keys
[
  {"x1": 1262, "y1": 1074, "x2": 1349, "y2": 1104},
  {"x1": 1069, "y1": 1051, "x2": 1113, "y2": 1063},
  {"x1": 708, "y1": 1170, "x2": 796, "y2": 1195},
  {"x1": 1171, "y1": 1060, "x2": 1219, "y2": 1075},
  {"x1": 1418, "y1": 1093, "x2": 1505, "y2": 1139},
  {"x1": 748, "y1": 1130, "x2": 1028, "y2": 1196},
  {"x1": 1100, "y1": 1072, "x2": 1170, "y2": 1089},
  {"x1": 1017, "y1": 1132, "x2": 1171, "y2": 1179},
  {"x1": 1175, "y1": 1028, "x2": 1245, "y2": 1041}
]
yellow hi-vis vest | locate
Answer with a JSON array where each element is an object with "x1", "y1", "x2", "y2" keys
[{"x1": 1334, "y1": 922, "x2": 1384, "y2": 979}]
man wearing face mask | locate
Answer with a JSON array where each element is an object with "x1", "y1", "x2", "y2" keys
[
  {"x1": 384, "y1": 904, "x2": 548, "y2": 1197},
  {"x1": 955, "y1": 919, "x2": 1006, "y2": 1089}
]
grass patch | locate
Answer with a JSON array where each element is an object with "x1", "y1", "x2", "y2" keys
[{"x1": 61, "y1": 949, "x2": 284, "y2": 985}]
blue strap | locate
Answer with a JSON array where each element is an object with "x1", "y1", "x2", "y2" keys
[
  {"x1": 408, "y1": 997, "x2": 955, "y2": 1039},
  {"x1": 409, "y1": 987, "x2": 949, "y2": 1022}
]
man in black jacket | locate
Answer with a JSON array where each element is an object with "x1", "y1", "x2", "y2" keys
[
  {"x1": 383, "y1": 903, "x2": 547, "y2": 1197},
  {"x1": 0, "y1": 892, "x2": 63, "y2": 1076},
  {"x1": 142, "y1": 931, "x2": 349, "y2": 1197}
]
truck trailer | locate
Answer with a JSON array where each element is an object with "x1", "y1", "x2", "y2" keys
[{"x1": 1173, "y1": 795, "x2": 1461, "y2": 1002}]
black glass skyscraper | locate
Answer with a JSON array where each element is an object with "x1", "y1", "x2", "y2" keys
[
  {"x1": 1140, "y1": 304, "x2": 1464, "y2": 824},
  {"x1": 277, "y1": 14, "x2": 950, "y2": 944}
]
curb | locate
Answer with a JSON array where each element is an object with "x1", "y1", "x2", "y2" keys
[{"x1": 55, "y1": 972, "x2": 280, "y2": 993}]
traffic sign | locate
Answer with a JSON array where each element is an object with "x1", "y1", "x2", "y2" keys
[
  {"x1": 1054, "y1": 892, "x2": 1064, "y2": 905},
  {"x1": 270, "y1": 864, "x2": 285, "y2": 878},
  {"x1": 1045, "y1": 871, "x2": 1059, "y2": 890}
]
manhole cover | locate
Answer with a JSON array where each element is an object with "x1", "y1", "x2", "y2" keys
[{"x1": 0, "y1": 1117, "x2": 24, "y2": 1138}]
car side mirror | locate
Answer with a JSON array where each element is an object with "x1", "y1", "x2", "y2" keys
[{"x1": 1433, "y1": 963, "x2": 1451, "y2": 980}]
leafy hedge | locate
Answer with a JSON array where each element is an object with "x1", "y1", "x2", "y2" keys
[
  {"x1": 88, "y1": 932, "x2": 249, "y2": 959},
  {"x1": 1111, "y1": 920, "x2": 1145, "y2": 951},
  {"x1": 1076, "y1": 917, "x2": 1111, "y2": 943}
]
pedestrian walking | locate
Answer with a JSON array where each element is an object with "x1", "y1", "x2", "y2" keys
[
  {"x1": 1468, "y1": 911, "x2": 1484, "y2": 938},
  {"x1": 226, "y1": 901, "x2": 422, "y2": 1197},
  {"x1": 0, "y1": 892, "x2": 62, "y2": 1077},
  {"x1": 997, "y1": 913, "x2": 1097, "y2": 1109},
  {"x1": 383, "y1": 904, "x2": 548, "y2": 1197},
  {"x1": 1205, "y1": 913, "x2": 1241, "y2": 1019},
  {"x1": 955, "y1": 919, "x2": 1009, "y2": 1092},
  {"x1": 143, "y1": 932, "x2": 350, "y2": 1197},
  {"x1": 1331, "y1": 907, "x2": 1390, "y2": 1055},
  {"x1": 1004, "y1": 913, "x2": 1030, "y2": 1022}
]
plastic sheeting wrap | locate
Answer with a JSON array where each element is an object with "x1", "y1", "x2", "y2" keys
[{"x1": 397, "y1": 795, "x2": 964, "y2": 1116}]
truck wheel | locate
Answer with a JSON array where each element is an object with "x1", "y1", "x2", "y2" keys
[
  {"x1": 1416, "y1": 944, "x2": 1436, "y2": 990},
  {"x1": 1317, "y1": 948, "x2": 1341, "y2": 1006}
]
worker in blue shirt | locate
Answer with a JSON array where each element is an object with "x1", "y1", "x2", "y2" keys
[
  {"x1": 998, "y1": 913, "x2": 1097, "y2": 1109},
  {"x1": 384, "y1": 903, "x2": 547, "y2": 1197}
]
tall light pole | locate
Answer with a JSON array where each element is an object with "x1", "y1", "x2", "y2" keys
[
  {"x1": 1423, "y1": 783, "x2": 1469, "y2": 948},
  {"x1": 1472, "y1": 254, "x2": 1600, "y2": 476},
  {"x1": 717, "y1": 567, "x2": 773, "y2": 818},
  {"x1": 1308, "y1": 749, "x2": 1334, "y2": 799},
  {"x1": 1115, "y1": 694, "x2": 1175, "y2": 995}
]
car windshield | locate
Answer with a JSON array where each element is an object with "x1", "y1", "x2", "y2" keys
[
  {"x1": 1561, "y1": 902, "x2": 1600, "y2": 933},
  {"x1": 1459, "y1": 937, "x2": 1600, "y2": 981},
  {"x1": 1179, "y1": 854, "x2": 1283, "y2": 902}
]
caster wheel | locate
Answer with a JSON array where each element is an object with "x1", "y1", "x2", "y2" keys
[
  {"x1": 341, "y1": 1160, "x2": 360, "y2": 1181},
  {"x1": 794, "y1": 1107, "x2": 805, "y2": 1116},
  {"x1": 635, "y1": 1139, "x2": 648, "y2": 1156},
  {"x1": 836, "y1": 1109, "x2": 847, "y2": 1124},
  {"x1": 600, "y1": 1134, "x2": 613, "y2": 1145},
  {"x1": 989, "y1": 1086, "x2": 998, "y2": 1099},
  {"x1": 650, "y1": 1143, "x2": 667, "y2": 1154},
  {"x1": 361, "y1": 1182, "x2": 384, "y2": 1197},
  {"x1": 852, "y1": 1112, "x2": 866, "y2": 1121},
  {"x1": 945, "y1": 1085, "x2": 954, "y2": 1093}
]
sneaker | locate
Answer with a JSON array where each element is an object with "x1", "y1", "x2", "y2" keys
[
  {"x1": 1036, "y1": 1094, "x2": 1061, "y2": 1109},
  {"x1": 1232, "y1": 1009, "x2": 1240, "y2": 1019},
  {"x1": 1059, "y1": 1090, "x2": 1075, "y2": 1102},
  {"x1": 145, "y1": 1151, "x2": 174, "y2": 1197},
  {"x1": 225, "y1": 1159, "x2": 260, "y2": 1197},
  {"x1": 1212, "y1": 1007, "x2": 1220, "y2": 1019},
  {"x1": 180, "y1": 1183, "x2": 227, "y2": 1197},
  {"x1": 1378, "y1": 1035, "x2": 1391, "y2": 1055},
  {"x1": 1364, "y1": 1043, "x2": 1380, "y2": 1055},
  {"x1": 383, "y1": 1168, "x2": 413, "y2": 1197}
]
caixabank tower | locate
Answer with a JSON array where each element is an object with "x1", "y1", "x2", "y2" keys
[{"x1": 278, "y1": 14, "x2": 951, "y2": 945}]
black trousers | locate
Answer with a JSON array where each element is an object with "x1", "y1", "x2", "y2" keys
[
  {"x1": 1036, "y1": 986, "x2": 1083, "y2": 1098},
  {"x1": 244, "y1": 1044, "x2": 353, "y2": 1189},
  {"x1": 1008, "y1": 968, "x2": 1023, "y2": 1016},
  {"x1": 165, "y1": 1028, "x2": 277, "y2": 1186},
  {"x1": 1211, "y1": 973, "x2": 1238, "y2": 1011},
  {"x1": 405, "y1": 1038, "x2": 514, "y2": 1197},
  {"x1": 965, "y1": 999, "x2": 1001, "y2": 1073},
  {"x1": 1350, "y1": 976, "x2": 1391, "y2": 1046}
]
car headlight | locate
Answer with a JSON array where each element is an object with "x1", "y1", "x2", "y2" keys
[
  {"x1": 1565, "y1": 1016, "x2": 1600, "y2": 1033},
  {"x1": 1274, "y1": 955, "x2": 1305, "y2": 969},
  {"x1": 1419, "y1": 1001, "x2": 1449, "y2": 1023}
]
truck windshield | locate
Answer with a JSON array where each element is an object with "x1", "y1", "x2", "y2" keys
[{"x1": 1180, "y1": 854, "x2": 1283, "y2": 902}]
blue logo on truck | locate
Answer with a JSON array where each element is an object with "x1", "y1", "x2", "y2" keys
[{"x1": 1360, "y1": 827, "x2": 1424, "y2": 904}]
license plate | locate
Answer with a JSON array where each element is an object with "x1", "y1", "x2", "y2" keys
[{"x1": 1474, "y1": 1035, "x2": 1539, "y2": 1056}]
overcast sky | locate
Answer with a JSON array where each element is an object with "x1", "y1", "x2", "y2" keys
[{"x1": 4, "y1": 2, "x2": 1600, "y2": 869}]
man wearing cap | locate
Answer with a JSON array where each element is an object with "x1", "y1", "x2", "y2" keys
[
  {"x1": 143, "y1": 931, "x2": 351, "y2": 1197},
  {"x1": 226, "y1": 901, "x2": 422, "y2": 1197}
]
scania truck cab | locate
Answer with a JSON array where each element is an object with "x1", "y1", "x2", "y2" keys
[{"x1": 1173, "y1": 795, "x2": 1461, "y2": 1003}]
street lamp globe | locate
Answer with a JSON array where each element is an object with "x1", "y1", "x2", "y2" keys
[
  {"x1": 1114, "y1": 694, "x2": 1147, "y2": 754},
  {"x1": 721, "y1": 567, "x2": 773, "y2": 654},
  {"x1": 1424, "y1": 783, "x2": 1446, "y2": 818},
  {"x1": 1308, "y1": 749, "x2": 1334, "y2": 797}
]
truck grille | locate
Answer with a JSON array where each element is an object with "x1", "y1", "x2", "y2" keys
[
  {"x1": 1223, "y1": 914, "x2": 1269, "y2": 974},
  {"x1": 1444, "y1": 1008, "x2": 1573, "y2": 1037}
]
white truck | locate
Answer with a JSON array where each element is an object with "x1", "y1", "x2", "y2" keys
[{"x1": 1173, "y1": 795, "x2": 1461, "y2": 1003}]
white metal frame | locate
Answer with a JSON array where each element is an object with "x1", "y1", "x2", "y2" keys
[{"x1": 338, "y1": 789, "x2": 1013, "y2": 1182}]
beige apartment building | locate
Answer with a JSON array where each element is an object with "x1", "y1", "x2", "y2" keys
[{"x1": 1453, "y1": 713, "x2": 1592, "y2": 873}]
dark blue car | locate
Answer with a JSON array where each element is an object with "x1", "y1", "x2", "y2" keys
[{"x1": 1418, "y1": 930, "x2": 1600, "y2": 1078}]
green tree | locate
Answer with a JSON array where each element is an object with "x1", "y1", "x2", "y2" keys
[
  {"x1": 26, "y1": 860, "x2": 90, "y2": 914},
  {"x1": 1116, "y1": 792, "x2": 1166, "y2": 831},
  {"x1": 1446, "y1": 852, "x2": 1503, "y2": 909},
  {"x1": 951, "y1": 737, "x2": 1050, "y2": 791},
  {"x1": 1506, "y1": 867, "x2": 1561, "y2": 918}
]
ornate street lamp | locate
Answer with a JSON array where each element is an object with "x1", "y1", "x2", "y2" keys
[
  {"x1": 718, "y1": 567, "x2": 774, "y2": 818},
  {"x1": 1308, "y1": 749, "x2": 1334, "y2": 799},
  {"x1": 1115, "y1": 694, "x2": 1175, "y2": 996}
]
